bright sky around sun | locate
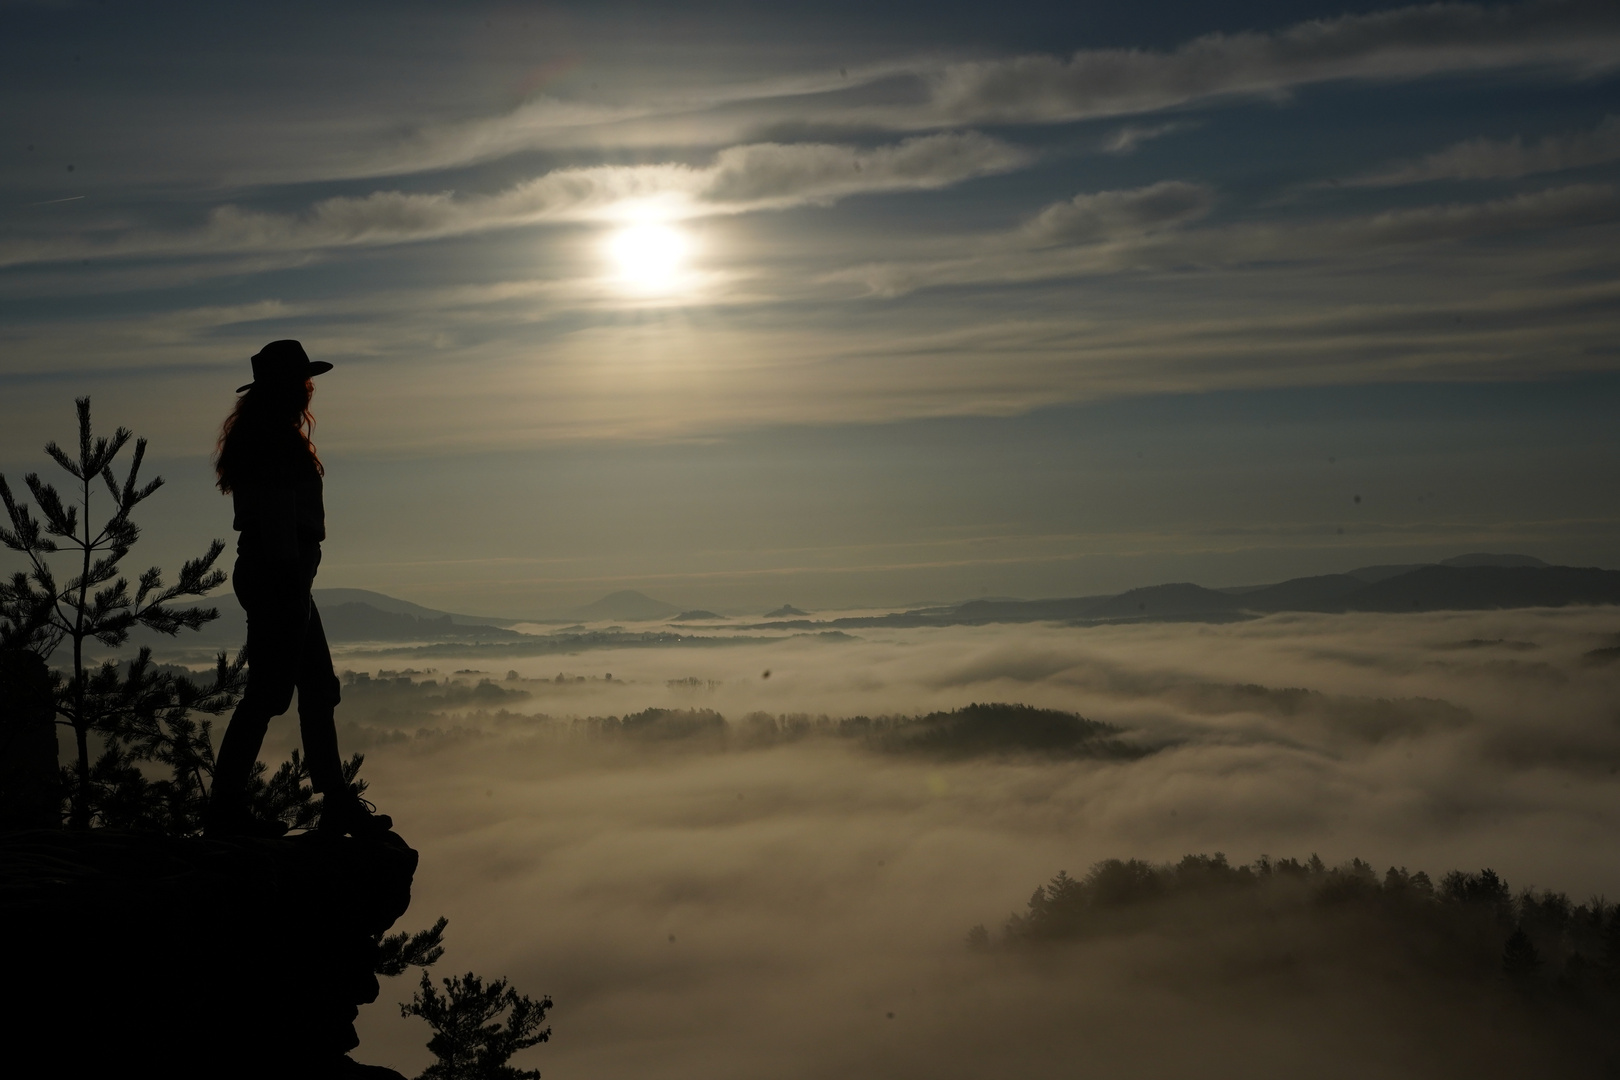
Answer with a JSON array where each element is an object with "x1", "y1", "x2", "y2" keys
[{"x1": 2, "y1": 0, "x2": 1618, "y2": 615}]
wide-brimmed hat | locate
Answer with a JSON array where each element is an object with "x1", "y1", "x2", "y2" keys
[{"x1": 236, "y1": 339, "x2": 333, "y2": 393}]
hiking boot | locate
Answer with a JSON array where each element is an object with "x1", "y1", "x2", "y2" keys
[{"x1": 320, "y1": 786, "x2": 393, "y2": 837}]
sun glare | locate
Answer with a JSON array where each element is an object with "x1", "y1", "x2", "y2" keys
[{"x1": 605, "y1": 223, "x2": 691, "y2": 291}]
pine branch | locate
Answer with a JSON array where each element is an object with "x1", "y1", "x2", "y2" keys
[
  {"x1": 43, "y1": 440, "x2": 84, "y2": 481},
  {"x1": 0, "y1": 475, "x2": 57, "y2": 556},
  {"x1": 0, "y1": 569, "x2": 55, "y2": 651},
  {"x1": 83, "y1": 554, "x2": 126, "y2": 590},
  {"x1": 135, "y1": 566, "x2": 163, "y2": 606},
  {"x1": 119, "y1": 438, "x2": 163, "y2": 511},
  {"x1": 24, "y1": 474, "x2": 78, "y2": 539},
  {"x1": 101, "y1": 514, "x2": 139, "y2": 556},
  {"x1": 377, "y1": 917, "x2": 449, "y2": 977}
]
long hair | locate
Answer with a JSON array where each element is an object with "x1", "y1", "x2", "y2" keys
[{"x1": 215, "y1": 379, "x2": 324, "y2": 494}]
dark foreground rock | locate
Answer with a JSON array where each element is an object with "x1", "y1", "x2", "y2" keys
[
  {"x1": 0, "y1": 650, "x2": 58, "y2": 830},
  {"x1": 1, "y1": 827, "x2": 417, "y2": 1079}
]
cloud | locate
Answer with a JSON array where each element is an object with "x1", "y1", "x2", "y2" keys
[
  {"x1": 1338, "y1": 181, "x2": 1620, "y2": 244},
  {"x1": 0, "y1": 133, "x2": 1026, "y2": 268},
  {"x1": 702, "y1": 132, "x2": 1029, "y2": 207},
  {"x1": 1101, "y1": 122, "x2": 1190, "y2": 154},
  {"x1": 348, "y1": 60, "x2": 935, "y2": 179},
  {"x1": 304, "y1": 3, "x2": 1620, "y2": 182},
  {"x1": 223, "y1": 609, "x2": 1620, "y2": 1077},
  {"x1": 840, "y1": 182, "x2": 1620, "y2": 296},
  {"x1": 1020, "y1": 181, "x2": 1214, "y2": 246},
  {"x1": 928, "y1": 1, "x2": 1620, "y2": 125},
  {"x1": 1349, "y1": 115, "x2": 1620, "y2": 185},
  {"x1": 173, "y1": 2, "x2": 1620, "y2": 191},
  {"x1": 198, "y1": 164, "x2": 698, "y2": 251}
]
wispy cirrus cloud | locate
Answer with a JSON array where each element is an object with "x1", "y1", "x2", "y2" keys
[
  {"x1": 1020, "y1": 181, "x2": 1214, "y2": 246},
  {"x1": 0, "y1": 132, "x2": 1028, "y2": 268},
  {"x1": 927, "y1": 1, "x2": 1620, "y2": 125},
  {"x1": 1348, "y1": 115, "x2": 1620, "y2": 186},
  {"x1": 347, "y1": 59, "x2": 933, "y2": 180},
  {"x1": 294, "y1": 3, "x2": 1620, "y2": 183},
  {"x1": 1101, "y1": 122, "x2": 1192, "y2": 154},
  {"x1": 840, "y1": 182, "x2": 1620, "y2": 297}
]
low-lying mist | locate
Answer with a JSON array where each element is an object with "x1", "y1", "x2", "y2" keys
[{"x1": 225, "y1": 607, "x2": 1620, "y2": 1078}]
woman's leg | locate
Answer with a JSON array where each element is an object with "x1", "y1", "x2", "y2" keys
[
  {"x1": 295, "y1": 599, "x2": 345, "y2": 795},
  {"x1": 208, "y1": 557, "x2": 304, "y2": 822},
  {"x1": 294, "y1": 596, "x2": 393, "y2": 835}
]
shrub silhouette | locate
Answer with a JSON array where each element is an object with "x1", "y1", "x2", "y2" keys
[{"x1": 402, "y1": 970, "x2": 553, "y2": 1080}]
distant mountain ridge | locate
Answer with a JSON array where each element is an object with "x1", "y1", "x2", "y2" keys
[
  {"x1": 749, "y1": 555, "x2": 1618, "y2": 630},
  {"x1": 142, "y1": 592, "x2": 528, "y2": 646},
  {"x1": 140, "y1": 553, "x2": 1614, "y2": 649},
  {"x1": 310, "y1": 588, "x2": 519, "y2": 627}
]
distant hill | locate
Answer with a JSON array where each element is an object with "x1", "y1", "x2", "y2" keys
[
  {"x1": 1086, "y1": 583, "x2": 1244, "y2": 620},
  {"x1": 570, "y1": 590, "x2": 682, "y2": 621},
  {"x1": 316, "y1": 603, "x2": 526, "y2": 642},
  {"x1": 1439, "y1": 553, "x2": 1549, "y2": 569},
  {"x1": 1343, "y1": 563, "x2": 1433, "y2": 584},
  {"x1": 311, "y1": 588, "x2": 518, "y2": 627},
  {"x1": 131, "y1": 590, "x2": 523, "y2": 646},
  {"x1": 951, "y1": 596, "x2": 1112, "y2": 622},
  {"x1": 747, "y1": 554, "x2": 1618, "y2": 631},
  {"x1": 1344, "y1": 553, "x2": 1548, "y2": 584},
  {"x1": 1335, "y1": 565, "x2": 1620, "y2": 613},
  {"x1": 131, "y1": 552, "x2": 1610, "y2": 651},
  {"x1": 1239, "y1": 574, "x2": 1364, "y2": 610}
]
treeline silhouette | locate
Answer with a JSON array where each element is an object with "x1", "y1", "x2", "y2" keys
[
  {"x1": 975, "y1": 852, "x2": 1620, "y2": 1002},
  {"x1": 318, "y1": 675, "x2": 1161, "y2": 761},
  {"x1": 567, "y1": 701, "x2": 1154, "y2": 757}
]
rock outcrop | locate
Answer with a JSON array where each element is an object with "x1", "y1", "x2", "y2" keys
[
  {"x1": 0, "y1": 649, "x2": 58, "y2": 830},
  {"x1": 2, "y1": 827, "x2": 419, "y2": 1078}
]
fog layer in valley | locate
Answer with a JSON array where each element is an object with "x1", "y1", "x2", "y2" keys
[{"x1": 226, "y1": 607, "x2": 1620, "y2": 1078}]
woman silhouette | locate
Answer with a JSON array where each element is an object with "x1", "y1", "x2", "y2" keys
[{"x1": 206, "y1": 340, "x2": 389, "y2": 838}]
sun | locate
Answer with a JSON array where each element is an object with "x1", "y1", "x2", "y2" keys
[{"x1": 605, "y1": 223, "x2": 691, "y2": 291}]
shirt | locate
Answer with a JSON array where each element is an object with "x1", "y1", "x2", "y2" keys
[{"x1": 232, "y1": 473, "x2": 325, "y2": 563}]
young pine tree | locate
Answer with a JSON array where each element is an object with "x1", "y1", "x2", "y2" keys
[{"x1": 0, "y1": 397, "x2": 239, "y2": 828}]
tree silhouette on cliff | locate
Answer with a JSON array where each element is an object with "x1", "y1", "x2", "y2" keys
[
  {"x1": 402, "y1": 970, "x2": 552, "y2": 1080},
  {"x1": 0, "y1": 397, "x2": 338, "y2": 830},
  {"x1": 3, "y1": 398, "x2": 553, "y2": 1078}
]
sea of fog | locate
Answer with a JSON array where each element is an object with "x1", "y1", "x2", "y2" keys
[{"x1": 219, "y1": 607, "x2": 1620, "y2": 1078}]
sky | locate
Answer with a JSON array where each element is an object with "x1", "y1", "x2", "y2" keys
[{"x1": 4, "y1": 0, "x2": 1620, "y2": 616}]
